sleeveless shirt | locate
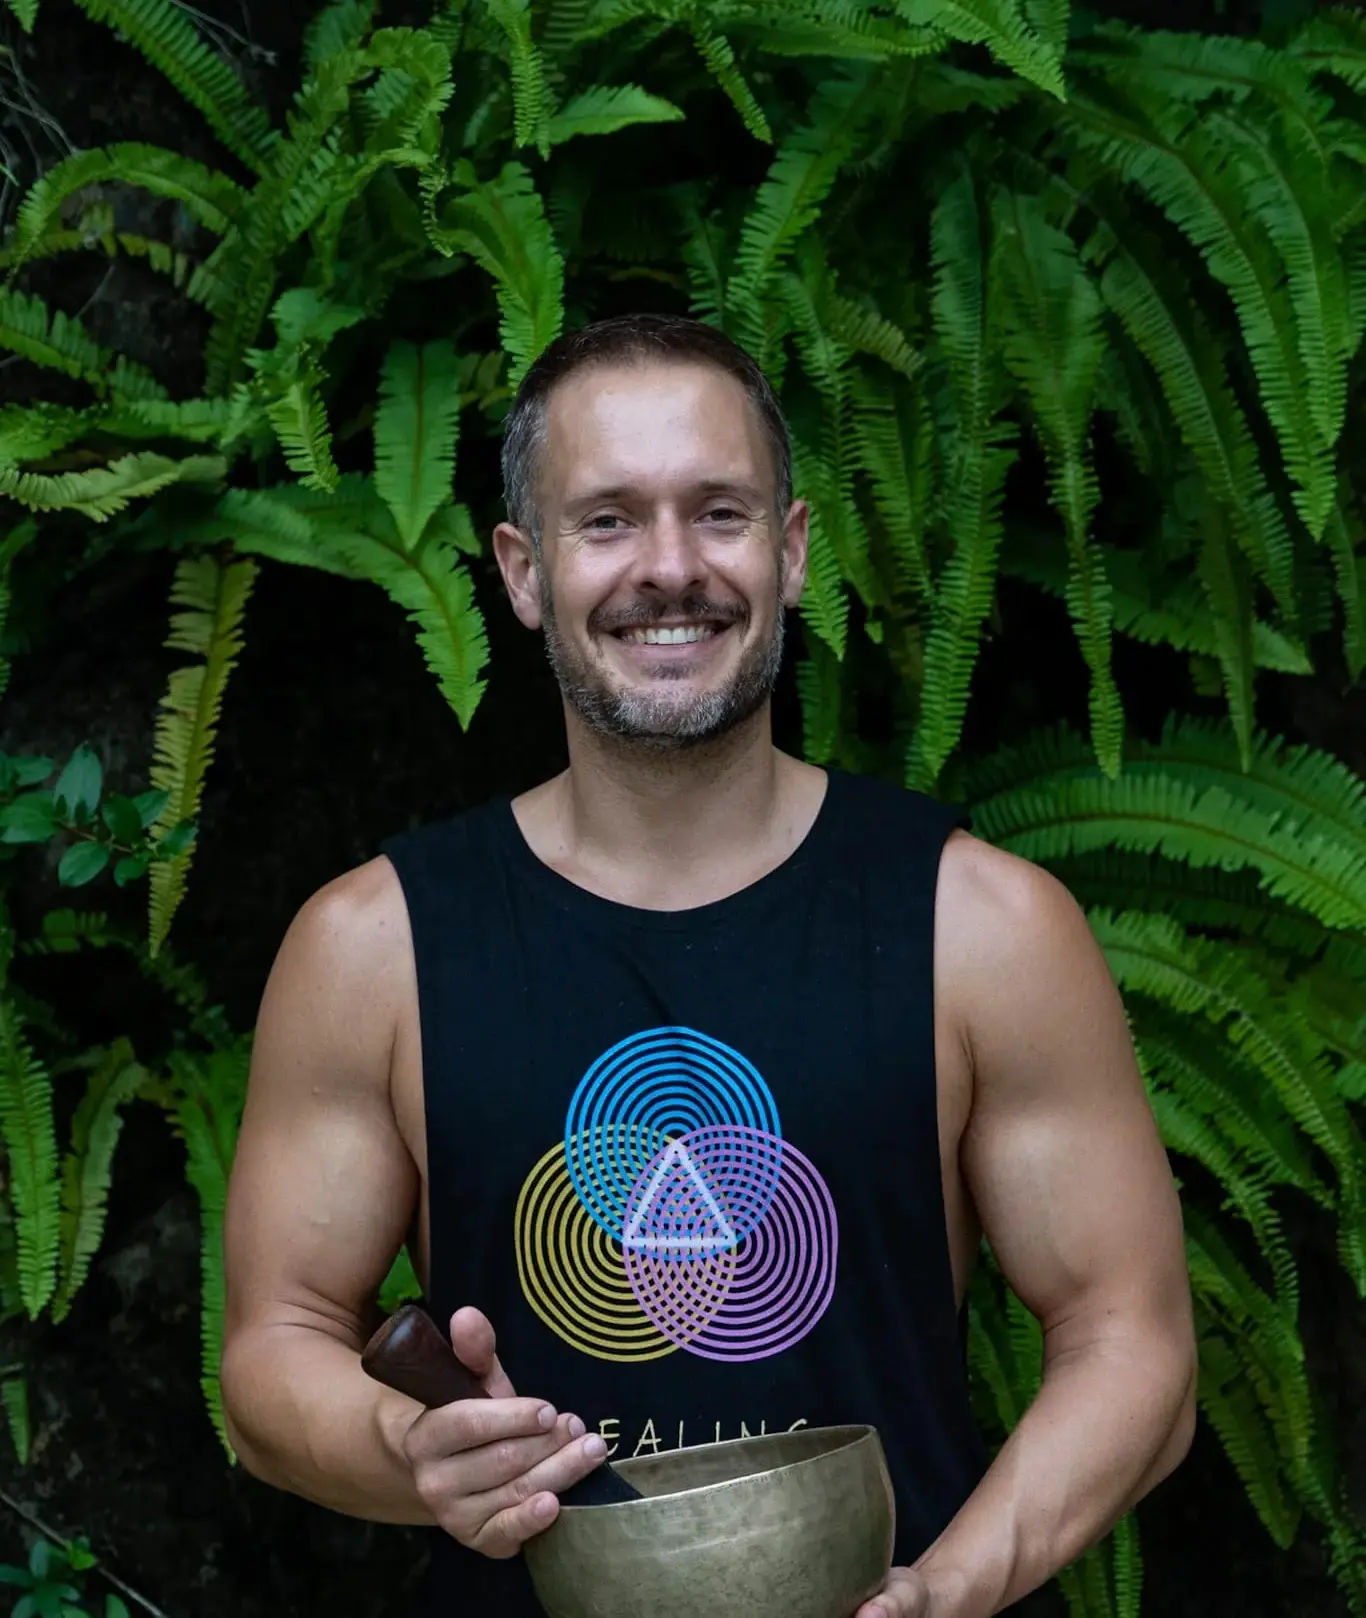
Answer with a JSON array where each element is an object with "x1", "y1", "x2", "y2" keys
[{"x1": 380, "y1": 767, "x2": 992, "y2": 1615}]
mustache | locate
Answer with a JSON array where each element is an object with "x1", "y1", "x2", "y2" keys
[{"x1": 588, "y1": 596, "x2": 750, "y2": 635}]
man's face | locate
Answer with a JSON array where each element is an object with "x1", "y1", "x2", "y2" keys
[{"x1": 495, "y1": 360, "x2": 809, "y2": 750}]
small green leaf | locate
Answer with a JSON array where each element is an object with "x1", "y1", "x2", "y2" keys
[
  {"x1": 63, "y1": 1540, "x2": 96, "y2": 1573},
  {"x1": 58, "y1": 842, "x2": 112, "y2": 887},
  {"x1": 0, "y1": 793, "x2": 57, "y2": 844},
  {"x1": 131, "y1": 789, "x2": 170, "y2": 828},
  {"x1": 156, "y1": 822, "x2": 197, "y2": 858},
  {"x1": 113, "y1": 853, "x2": 151, "y2": 887},
  {"x1": 107, "y1": 1599, "x2": 130, "y2": 1618},
  {"x1": 13, "y1": 757, "x2": 54, "y2": 787},
  {"x1": 99, "y1": 796, "x2": 143, "y2": 844},
  {"x1": 52, "y1": 745, "x2": 102, "y2": 818}
]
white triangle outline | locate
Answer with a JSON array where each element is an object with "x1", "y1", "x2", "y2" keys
[{"x1": 622, "y1": 1140, "x2": 739, "y2": 1255}]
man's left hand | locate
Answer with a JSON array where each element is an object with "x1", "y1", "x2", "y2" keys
[{"x1": 856, "y1": 1567, "x2": 933, "y2": 1617}]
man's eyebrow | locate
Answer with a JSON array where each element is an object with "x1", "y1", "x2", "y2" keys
[{"x1": 561, "y1": 478, "x2": 768, "y2": 514}]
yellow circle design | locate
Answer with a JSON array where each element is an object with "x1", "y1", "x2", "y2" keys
[{"x1": 515, "y1": 1136, "x2": 676, "y2": 1363}]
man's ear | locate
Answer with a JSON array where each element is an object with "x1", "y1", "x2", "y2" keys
[
  {"x1": 492, "y1": 521, "x2": 543, "y2": 630},
  {"x1": 780, "y1": 499, "x2": 810, "y2": 609}
]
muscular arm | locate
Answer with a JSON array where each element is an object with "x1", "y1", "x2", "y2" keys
[
  {"x1": 877, "y1": 837, "x2": 1197, "y2": 1617},
  {"x1": 220, "y1": 858, "x2": 437, "y2": 1523}
]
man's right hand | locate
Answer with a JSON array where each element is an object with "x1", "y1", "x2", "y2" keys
[{"x1": 401, "y1": 1306, "x2": 610, "y2": 1558}]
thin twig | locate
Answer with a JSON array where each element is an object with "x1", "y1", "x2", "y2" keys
[{"x1": 0, "y1": 1486, "x2": 176, "y2": 1618}]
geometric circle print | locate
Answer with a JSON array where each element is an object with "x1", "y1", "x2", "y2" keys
[
  {"x1": 515, "y1": 1028, "x2": 836, "y2": 1365},
  {"x1": 565, "y1": 1027, "x2": 781, "y2": 1241},
  {"x1": 514, "y1": 1137, "x2": 674, "y2": 1363},
  {"x1": 624, "y1": 1127, "x2": 838, "y2": 1363}
]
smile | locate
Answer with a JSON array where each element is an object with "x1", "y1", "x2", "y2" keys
[{"x1": 616, "y1": 624, "x2": 722, "y2": 646}]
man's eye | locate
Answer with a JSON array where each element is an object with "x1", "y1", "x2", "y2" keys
[
  {"x1": 704, "y1": 507, "x2": 743, "y2": 523},
  {"x1": 586, "y1": 514, "x2": 623, "y2": 531}
]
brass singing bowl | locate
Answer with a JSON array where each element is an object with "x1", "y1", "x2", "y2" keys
[{"x1": 523, "y1": 1423, "x2": 895, "y2": 1618}]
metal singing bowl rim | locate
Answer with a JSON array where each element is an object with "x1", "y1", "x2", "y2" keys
[{"x1": 553, "y1": 1422, "x2": 881, "y2": 1512}]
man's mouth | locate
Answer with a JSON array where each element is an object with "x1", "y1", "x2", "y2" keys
[{"x1": 615, "y1": 624, "x2": 722, "y2": 646}]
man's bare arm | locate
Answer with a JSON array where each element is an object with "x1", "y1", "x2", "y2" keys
[
  {"x1": 220, "y1": 858, "x2": 440, "y2": 1521},
  {"x1": 870, "y1": 838, "x2": 1196, "y2": 1618}
]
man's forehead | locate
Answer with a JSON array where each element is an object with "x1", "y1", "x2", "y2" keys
[{"x1": 542, "y1": 359, "x2": 767, "y2": 487}]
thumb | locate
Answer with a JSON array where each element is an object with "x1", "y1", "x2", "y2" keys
[{"x1": 449, "y1": 1306, "x2": 517, "y2": 1399}]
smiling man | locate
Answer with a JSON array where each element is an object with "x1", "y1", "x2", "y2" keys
[{"x1": 220, "y1": 314, "x2": 1197, "y2": 1618}]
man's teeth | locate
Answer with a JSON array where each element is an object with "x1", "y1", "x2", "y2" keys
[{"x1": 622, "y1": 625, "x2": 719, "y2": 645}]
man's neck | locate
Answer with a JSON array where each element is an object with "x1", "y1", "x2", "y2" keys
[{"x1": 512, "y1": 709, "x2": 827, "y2": 911}]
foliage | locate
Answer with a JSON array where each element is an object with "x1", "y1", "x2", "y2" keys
[
  {"x1": 0, "y1": 1534, "x2": 130, "y2": 1618},
  {"x1": 0, "y1": 0, "x2": 1362, "y2": 1613}
]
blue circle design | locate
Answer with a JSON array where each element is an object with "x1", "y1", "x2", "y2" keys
[{"x1": 565, "y1": 1028, "x2": 781, "y2": 1242}]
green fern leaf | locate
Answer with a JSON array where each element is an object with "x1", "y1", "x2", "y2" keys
[
  {"x1": 486, "y1": 0, "x2": 551, "y2": 155},
  {"x1": 1284, "y1": 9, "x2": 1366, "y2": 94},
  {"x1": 1324, "y1": 495, "x2": 1365, "y2": 681},
  {"x1": 304, "y1": 0, "x2": 377, "y2": 68},
  {"x1": 164, "y1": 1044, "x2": 249, "y2": 1453},
  {"x1": 853, "y1": 374, "x2": 935, "y2": 600},
  {"x1": 729, "y1": 70, "x2": 872, "y2": 363},
  {"x1": 13, "y1": 146, "x2": 245, "y2": 268},
  {"x1": 0, "y1": 999, "x2": 60, "y2": 1319},
  {"x1": 0, "y1": 1375, "x2": 30, "y2": 1464},
  {"x1": 723, "y1": 2, "x2": 946, "y2": 61},
  {"x1": 147, "y1": 556, "x2": 257, "y2": 956},
  {"x1": 790, "y1": 436, "x2": 851, "y2": 660},
  {"x1": 796, "y1": 638, "x2": 843, "y2": 765},
  {"x1": 216, "y1": 482, "x2": 378, "y2": 580},
  {"x1": 1085, "y1": 193, "x2": 1296, "y2": 608},
  {"x1": 1023, "y1": 0, "x2": 1069, "y2": 55},
  {"x1": 4, "y1": 0, "x2": 38, "y2": 31},
  {"x1": 995, "y1": 187, "x2": 1120, "y2": 777},
  {"x1": 374, "y1": 340, "x2": 461, "y2": 549},
  {"x1": 1066, "y1": 90, "x2": 1334, "y2": 539},
  {"x1": 0, "y1": 455, "x2": 224, "y2": 523},
  {"x1": 691, "y1": 19, "x2": 772, "y2": 142},
  {"x1": 1195, "y1": 505, "x2": 1256, "y2": 768},
  {"x1": 262, "y1": 363, "x2": 340, "y2": 493},
  {"x1": 548, "y1": 84, "x2": 684, "y2": 146},
  {"x1": 0, "y1": 289, "x2": 109, "y2": 384},
  {"x1": 894, "y1": 0, "x2": 1066, "y2": 98},
  {"x1": 71, "y1": 0, "x2": 275, "y2": 173},
  {"x1": 1197, "y1": 1330, "x2": 1299, "y2": 1546},
  {"x1": 378, "y1": 1244, "x2": 423, "y2": 1312},
  {"x1": 911, "y1": 168, "x2": 1016, "y2": 789},
  {"x1": 429, "y1": 161, "x2": 565, "y2": 390},
  {"x1": 51, "y1": 1041, "x2": 145, "y2": 1323},
  {"x1": 334, "y1": 523, "x2": 490, "y2": 729}
]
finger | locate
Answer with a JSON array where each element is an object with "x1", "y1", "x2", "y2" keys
[
  {"x1": 856, "y1": 1571, "x2": 926, "y2": 1618},
  {"x1": 447, "y1": 1414, "x2": 590, "y2": 1494},
  {"x1": 467, "y1": 1430, "x2": 611, "y2": 1555},
  {"x1": 405, "y1": 1395, "x2": 563, "y2": 1465},
  {"x1": 449, "y1": 1306, "x2": 516, "y2": 1399}
]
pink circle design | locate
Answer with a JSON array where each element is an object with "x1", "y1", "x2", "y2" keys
[{"x1": 622, "y1": 1125, "x2": 837, "y2": 1363}]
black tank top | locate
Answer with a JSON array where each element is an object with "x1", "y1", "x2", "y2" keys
[{"x1": 381, "y1": 768, "x2": 991, "y2": 1614}]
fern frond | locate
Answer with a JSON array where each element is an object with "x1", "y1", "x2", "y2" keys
[
  {"x1": 51, "y1": 1041, "x2": 145, "y2": 1323},
  {"x1": 894, "y1": 0, "x2": 1066, "y2": 98},
  {"x1": 164, "y1": 1043, "x2": 249, "y2": 1453},
  {"x1": 147, "y1": 556, "x2": 257, "y2": 955},
  {"x1": 429, "y1": 161, "x2": 565, "y2": 389},
  {"x1": 1285, "y1": 9, "x2": 1366, "y2": 94},
  {"x1": 691, "y1": 19, "x2": 771, "y2": 143},
  {"x1": 0, "y1": 289, "x2": 109, "y2": 385},
  {"x1": 911, "y1": 167, "x2": 1015, "y2": 789},
  {"x1": 1001, "y1": 538, "x2": 1312, "y2": 675},
  {"x1": 1324, "y1": 494, "x2": 1365, "y2": 681},
  {"x1": 729, "y1": 69, "x2": 872, "y2": 364},
  {"x1": 548, "y1": 84, "x2": 685, "y2": 146},
  {"x1": 262, "y1": 362, "x2": 339, "y2": 492},
  {"x1": 13, "y1": 146, "x2": 245, "y2": 268},
  {"x1": 4, "y1": 0, "x2": 38, "y2": 30},
  {"x1": 486, "y1": 0, "x2": 551, "y2": 155},
  {"x1": 724, "y1": 3, "x2": 946, "y2": 62},
  {"x1": 304, "y1": 0, "x2": 377, "y2": 69},
  {"x1": 853, "y1": 373, "x2": 934, "y2": 600},
  {"x1": 995, "y1": 187, "x2": 1120, "y2": 777},
  {"x1": 790, "y1": 436, "x2": 851, "y2": 660},
  {"x1": 1084, "y1": 191, "x2": 1295, "y2": 608},
  {"x1": 378, "y1": 1244, "x2": 423, "y2": 1312},
  {"x1": 1065, "y1": 90, "x2": 1334, "y2": 539},
  {"x1": 333, "y1": 522, "x2": 489, "y2": 728},
  {"x1": 0, "y1": 999, "x2": 60, "y2": 1319},
  {"x1": 796, "y1": 637, "x2": 843, "y2": 765},
  {"x1": 1197, "y1": 1330, "x2": 1299, "y2": 1546},
  {"x1": 0, "y1": 455, "x2": 224, "y2": 523},
  {"x1": 1194, "y1": 502, "x2": 1256, "y2": 768},
  {"x1": 70, "y1": 0, "x2": 275, "y2": 173},
  {"x1": 374, "y1": 339, "x2": 461, "y2": 548},
  {"x1": 0, "y1": 1376, "x2": 30, "y2": 1465},
  {"x1": 216, "y1": 482, "x2": 375, "y2": 578}
]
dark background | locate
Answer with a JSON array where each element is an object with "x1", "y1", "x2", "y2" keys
[{"x1": 1, "y1": 1, "x2": 1362, "y2": 1614}]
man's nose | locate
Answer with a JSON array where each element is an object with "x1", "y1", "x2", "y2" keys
[{"x1": 630, "y1": 513, "x2": 707, "y2": 596}]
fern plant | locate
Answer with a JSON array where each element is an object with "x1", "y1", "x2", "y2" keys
[{"x1": 0, "y1": 1, "x2": 1363, "y2": 1611}]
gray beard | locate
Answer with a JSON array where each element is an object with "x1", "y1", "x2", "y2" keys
[{"x1": 539, "y1": 580, "x2": 787, "y2": 752}]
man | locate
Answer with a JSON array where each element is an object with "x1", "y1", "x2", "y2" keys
[{"x1": 221, "y1": 313, "x2": 1197, "y2": 1617}]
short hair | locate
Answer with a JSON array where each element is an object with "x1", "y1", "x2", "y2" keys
[{"x1": 499, "y1": 313, "x2": 793, "y2": 537}]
